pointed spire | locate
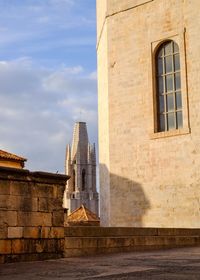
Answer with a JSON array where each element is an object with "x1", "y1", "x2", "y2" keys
[
  {"x1": 66, "y1": 144, "x2": 71, "y2": 161},
  {"x1": 71, "y1": 122, "x2": 89, "y2": 162},
  {"x1": 76, "y1": 141, "x2": 81, "y2": 163}
]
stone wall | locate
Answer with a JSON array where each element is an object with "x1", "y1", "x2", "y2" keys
[
  {"x1": 0, "y1": 166, "x2": 68, "y2": 263},
  {"x1": 97, "y1": 0, "x2": 200, "y2": 227},
  {"x1": 64, "y1": 226, "x2": 200, "y2": 257}
]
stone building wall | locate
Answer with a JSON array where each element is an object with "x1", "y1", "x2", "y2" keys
[
  {"x1": 97, "y1": 0, "x2": 200, "y2": 227},
  {"x1": 0, "y1": 166, "x2": 68, "y2": 263}
]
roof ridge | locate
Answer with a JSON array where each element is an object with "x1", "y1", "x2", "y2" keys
[
  {"x1": 0, "y1": 149, "x2": 27, "y2": 161},
  {"x1": 82, "y1": 204, "x2": 89, "y2": 221}
]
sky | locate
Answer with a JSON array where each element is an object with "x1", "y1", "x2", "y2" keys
[{"x1": 0, "y1": 0, "x2": 97, "y2": 173}]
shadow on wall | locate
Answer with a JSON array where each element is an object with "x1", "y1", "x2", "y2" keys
[{"x1": 100, "y1": 164, "x2": 151, "y2": 227}]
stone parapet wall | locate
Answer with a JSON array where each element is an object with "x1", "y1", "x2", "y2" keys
[
  {"x1": 0, "y1": 167, "x2": 68, "y2": 263},
  {"x1": 64, "y1": 226, "x2": 200, "y2": 257}
]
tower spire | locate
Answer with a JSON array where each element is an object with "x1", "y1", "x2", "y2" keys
[{"x1": 64, "y1": 122, "x2": 99, "y2": 216}]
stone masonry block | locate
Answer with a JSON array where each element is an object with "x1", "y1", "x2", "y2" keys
[
  {"x1": 38, "y1": 198, "x2": 62, "y2": 212},
  {"x1": 24, "y1": 239, "x2": 39, "y2": 254},
  {"x1": 41, "y1": 227, "x2": 51, "y2": 238},
  {"x1": 0, "y1": 211, "x2": 17, "y2": 226},
  {"x1": 33, "y1": 184, "x2": 57, "y2": 198},
  {"x1": 0, "y1": 255, "x2": 4, "y2": 264},
  {"x1": 17, "y1": 212, "x2": 52, "y2": 227},
  {"x1": 0, "y1": 195, "x2": 9, "y2": 209},
  {"x1": 82, "y1": 238, "x2": 98, "y2": 248},
  {"x1": 40, "y1": 227, "x2": 64, "y2": 239},
  {"x1": 57, "y1": 186, "x2": 65, "y2": 198},
  {"x1": 65, "y1": 237, "x2": 82, "y2": 249},
  {"x1": 0, "y1": 195, "x2": 38, "y2": 212},
  {"x1": 8, "y1": 227, "x2": 23, "y2": 238},
  {"x1": 0, "y1": 240, "x2": 11, "y2": 254},
  {"x1": 44, "y1": 239, "x2": 63, "y2": 253},
  {"x1": 10, "y1": 181, "x2": 33, "y2": 197},
  {"x1": 16, "y1": 197, "x2": 38, "y2": 212},
  {"x1": 0, "y1": 180, "x2": 10, "y2": 195},
  {"x1": 23, "y1": 227, "x2": 39, "y2": 238},
  {"x1": 49, "y1": 227, "x2": 64, "y2": 239},
  {"x1": 12, "y1": 239, "x2": 25, "y2": 254},
  {"x1": 0, "y1": 225, "x2": 7, "y2": 239},
  {"x1": 52, "y1": 210, "x2": 64, "y2": 226}
]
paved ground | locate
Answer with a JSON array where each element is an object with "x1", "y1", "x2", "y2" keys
[{"x1": 1, "y1": 247, "x2": 200, "y2": 279}]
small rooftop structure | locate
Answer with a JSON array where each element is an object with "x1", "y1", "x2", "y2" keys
[
  {"x1": 0, "y1": 149, "x2": 27, "y2": 169},
  {"x1": 65, "y1": 204, "x2": 100, "y2": 227}
]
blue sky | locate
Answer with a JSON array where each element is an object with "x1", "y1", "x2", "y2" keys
[{"x1": 0, "y1": 0, "x2": 97, "y2": 173}]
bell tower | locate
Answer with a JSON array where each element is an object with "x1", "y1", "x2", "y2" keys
[{"x1": 63, "y1": 122, "x2": 99, "y2": 216}]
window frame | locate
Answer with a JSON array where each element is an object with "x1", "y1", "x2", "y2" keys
[
  {"x1": 156, "y1": 40, "x2": 183, "y2": 132},
  {"x1": 150, "y1": 31, "x2": 190, "y2": 139}
]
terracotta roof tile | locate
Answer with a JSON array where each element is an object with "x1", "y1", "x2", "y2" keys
[
  {"x1": 0, "y1": 149, "x2": 27, "y2": 162},
  {"x1": 67, "y1": 204, "x2": 100, "y2": 223}
]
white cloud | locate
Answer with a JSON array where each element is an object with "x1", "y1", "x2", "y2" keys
[{"x1": 0, "y1": 57, "x2": 97, "y2": 173}]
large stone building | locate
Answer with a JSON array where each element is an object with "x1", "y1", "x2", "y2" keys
[
  {"x1": 97, "y1": 0, "x2": 200, "y2": 227},
  {"x1": 63, "y1": 122, "x2": 99, "y2": 216}
]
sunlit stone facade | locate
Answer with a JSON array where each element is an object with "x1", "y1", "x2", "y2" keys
[{"x1": 97, "y1": 0, "x2": 200, "y2": 227}]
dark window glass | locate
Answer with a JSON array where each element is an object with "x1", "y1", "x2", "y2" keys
[
  {"x1": 176, "y1": 91, "x2": 182, "y2": 110},
  {"x1": 165, "y1": 56, "x2": 173, "y2": 73},
  {"x1": 159, "y1": 95, "x2": 165, "y2": 113},
  {"x1": 159, "y1": 114, "x2": 165, "y2": 131},
  {"x1": 164, "y1": 42, "x2": 172, "y2": 55},
  {"x1": 158, "y1": 77, "x2": 164, "y2": 94},
  {"x1": 175, "y1": 72, "x2": 181, "y2": 90},
  {"x1": 167, "y1": 113, "x2": 175, "y2": 129},
  {"x1": 156, "y1": 40, "x2": 183, "y2": 132},
  {"x1": 167, "y1": 94, "x2": 174, "y2": 111},
  {"x1": 174, "y1": 54, "x2": 180, "y2": 71},
  {"x1": 166, "y1": 74, "x2": 173, "y2": 92},
  {"x1": 158, "y1": 58, "x2": 163, "y2": 75},
  {"x1": 82, "y1": 169, "x2": 86, "y2": 191}
]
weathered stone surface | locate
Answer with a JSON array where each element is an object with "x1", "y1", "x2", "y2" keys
[
  {"x1": 23, "y1": 227, "x2": 39, "y2": 238},
  {"x1": 10, "y1": 181, "x2": 32, "y2": 197},
  {"x1": 0, "y1": 240, "x2": 11, "y2": 254},
  {"x1": 0, "y1": 195, "x2": 38, "y2": 211},
  {"x1": 0, "y1": 166, "x2": 68, "y2": 263},
  {"x1": 64, "y1": 226, "x2": 200, "y2": 257},
  {"x1": 52, "y1": 211, "x2": 64, "y2": 226},
  {"x1": 0, "y1": 180, "x2": 10, "y2": 195},
  {"x1": 0, "y1": 211, "x2": 17, "y2": 226},
  {"x1": 49, "y1": 227, "x2": 64, "y2": 239},
  {"x1": 0, "y1": 255, "x2": 4, "y2": 264},
  {"x1": 38, "y1": 198, "x2": 62, "y2": 212},
  {"x1": 11, "y1": 239, "x2": 25, "y2": 254},
  {"x1": 8, "y1": 227, "x2": 23, "y2": 238},
  {"x1": 17, "y1": 212, "x2": 52, "y2": 227},
  {"x1": 0, "y1": 224, "x2": 7, "y2": 239}
]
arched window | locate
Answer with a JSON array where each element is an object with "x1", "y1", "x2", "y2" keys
[
  {"x1": 82, "y1": 169, "x2": 86, "y2": 191},
  {"x1": 72, "y1": 169, "x2": 75, "y2": 192},
  {"x1": 156, "y1": 40, "x2": 183, "y2": 132}
]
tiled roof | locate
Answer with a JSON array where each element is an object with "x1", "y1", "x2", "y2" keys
[
  {"x1": 67, "y1": 204, "x2": 100, "y2": 222},
  {"x1": 0, "y1": 149, "x2": 27, "y2": 162}
]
